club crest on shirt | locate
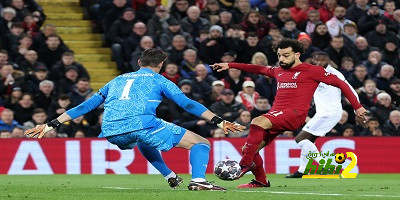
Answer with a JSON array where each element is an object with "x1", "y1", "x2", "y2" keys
[{"x1": 292, "y1": 72, "x2": 301, "y2": 79}]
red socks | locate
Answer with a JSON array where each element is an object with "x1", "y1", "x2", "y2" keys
[
  {"x1": 240, "y1": 124, "x2": 266, "y2": 166},
  {"x1": 252, "y1": 152, "x2": 267, "y2": 184}
]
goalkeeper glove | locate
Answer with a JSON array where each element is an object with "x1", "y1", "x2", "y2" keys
[
  {"x1": 24, "y1": 119, "x2": 61, "y2": 138},
  {"x1": 211, "y1": 116, "x2": 246, "y2": 134}
]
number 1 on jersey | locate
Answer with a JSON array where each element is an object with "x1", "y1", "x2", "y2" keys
[{"x1": 119, "y1": 79, "x2": 135, "y2": 100}]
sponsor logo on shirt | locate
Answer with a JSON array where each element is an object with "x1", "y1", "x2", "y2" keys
[{"x1": 277, "y1": 82, "x2": 298, "y2": 89}]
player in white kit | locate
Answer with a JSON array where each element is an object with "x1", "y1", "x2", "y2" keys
[{"x1": 286, "y1": 52, "x2": 364, "y2": 178}]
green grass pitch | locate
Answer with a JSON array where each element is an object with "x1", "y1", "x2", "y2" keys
[{"x1": 0, "y1": 174, "x2": 399, "y2": 200}]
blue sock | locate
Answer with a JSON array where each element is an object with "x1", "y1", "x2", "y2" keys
[
  {"x1": 190, "y1": 143, "x2": 211, "y2": 180},
  {"x1": 137, "y1": 143, "x2": 172, "y2": 177}
]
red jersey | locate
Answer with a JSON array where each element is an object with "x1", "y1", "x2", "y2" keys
[{"x1": 229, "y1": 63, "x2": 362, "y2": 115}]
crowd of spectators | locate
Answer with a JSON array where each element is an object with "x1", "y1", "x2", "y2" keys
[{"x1": 1, "y1": 0, "x2": 400, "y2": 139}]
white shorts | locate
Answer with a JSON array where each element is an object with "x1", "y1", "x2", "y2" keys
[{"x1": 302, "y1": 112, "x2": 342, "y2": 136}]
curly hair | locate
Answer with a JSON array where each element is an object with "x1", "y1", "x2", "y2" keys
[{"x1": 273, "y1": 38, "x2": 305, "y2": 54}]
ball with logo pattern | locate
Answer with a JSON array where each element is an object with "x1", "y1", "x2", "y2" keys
[{"x1": 214, "y1": 159, "x2": 241, "y2": 181}]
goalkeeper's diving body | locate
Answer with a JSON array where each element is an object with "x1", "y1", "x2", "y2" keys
[{"x1": 25, "y1": 49, "x2": 244, "y2": 191}]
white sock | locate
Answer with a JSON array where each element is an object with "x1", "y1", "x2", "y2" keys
[
  {"x1": 298, "y1": 140, "x2": 322, "y2": 173},
  {"x1": 191, "y1": 178, "x2": 206, "y2": 182},
  {"x1": 164, "y1": 171, "x2": 177, "y2": 181}
]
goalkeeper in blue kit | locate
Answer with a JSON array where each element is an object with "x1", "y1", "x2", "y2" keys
[{"x1": 25, "y1": 49, "x2": 244, "y2": 191}]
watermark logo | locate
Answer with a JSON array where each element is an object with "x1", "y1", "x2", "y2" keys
[{"x1": 302, "y1": 152, "x2": 358, "y2": 179}]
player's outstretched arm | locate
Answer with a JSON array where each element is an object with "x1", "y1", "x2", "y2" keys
[
  {"x1": 24, "y1": 93, "x2": 106, "y2": 138},
  {"x1": 212, "y1": 63, "x2": 273, "y2": 76}
]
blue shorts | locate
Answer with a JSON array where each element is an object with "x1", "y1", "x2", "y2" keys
[{"x1": 106, "y1": 120, "x2": 187, "y2": 152}]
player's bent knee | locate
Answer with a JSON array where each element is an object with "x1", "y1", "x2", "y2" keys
[{"x1": 251, "y1": 116, "x2": 272, "y2": 129}]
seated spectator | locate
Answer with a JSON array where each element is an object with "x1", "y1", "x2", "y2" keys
[
  {"x1": 318, "y1": 0, "x2": 337, "y2": 23},
  {"x1": 18, "y1": 50, "x2": 45, "y2": 76},
  {"x1": 338, "y1": 57, "x2": 354, "y2": 79},
  {"x1": 230, "y1": 110, "x2": 252, "y2": 137},
  {"x1": 58, "y1": 115, "x2": 90, "y2": 138},
  {"x1": 170, "y1": 0, "x2": 189, "y2": 21},
  {"x1": 209, "y1": 88, "x2": 247, "y2": 122},
  {"x1": 374, "y1": 65, "x2": 395, "y2": 92},
  {"x1": 388, "y1": 78, "x2": 400, "y2": 107},
  {"x1": 259, "y1": 0, "x2": 280, "y2": 22},
  {"x1": 47, "y1": 94, "x2": 72, "y2": 120},
  {"x1": 224, "y1": 25, "x2": 246, "y2": 54},
  {"x1": 365, "y1": 20, "x2": 399, "y2": 51},
  {"x1": 166, "y1": 35, "x2": 193, "y2": 65},
  {"x1": 50, "y1": 52, "x2": 89, "y2": 82},
  {"x1": 181, "y1": 6, "x2": 211, "y2": 40},
  {"x1": 199, "y1": 25, "x2": 229, "y2": 65},
  {"x1": 68, "y1": 78, "x2": 92, "y2": 106},
  {"x1": 0, "y1": 7, "x2": 17, "y2": 36},
  {"x1": 37, "y1": 34, "x2": 69, "y2": 70},
  {"x1": 297, "y1": 10, "x2": 321, "y2": 35},
  {"x1": 57, "y1": 66, "x2": 79, "y2": 94},
  {"x1": 236, "y1": 32, "x2": 264, "y2": 63},
  {"x1": 231, "y1": 0, "x2": 251, "y2": 24},
  {"x1": 200, "y1": 0, "x2": 221, "y2": 25},
  {"x1": 281, "y1": 18, "x2": 301, "y2": 39},
  {"x1": 342, "y1": 125, "x2": 356, "y2": 137},
  {"x1": 357, "y1": 79, "x2": 381, "y2": 109},
  {"x1": 119, "y1": 22, "x2": 148, "y2": 72},
  {"x1": 0, "y1": 109, "x2": 20, "y2": 131},
  {"x1": 32, "y1": 24, "x2": 65, "y2": 50},
  {"x1": 34, "y1": 80, "x2": 55, "y2": 111},
  {"x1": 11, "y1": 126, "x2": 24, "y2": 138},
  {"x1": 235, "y1": 80, "x2": 259, "y2": 111},
  {"x1": 22, "y1": 108, "x2": 47, "y2": 130},
  {"x1": 0, "y1": 22, "x2": 24, "y2": 60},
  {"x1": 101, "y1": 0, "x2": 129, "y2": 36},
  {"x1": 248, "y1": 52, "x2": 267, "y2": 80},
  {"x1": 289, "y1": 0, "x2": 314, "y2": 25},
  {"x1": 370, "y1": 92, "x2": 398, "y2": 125},
  {"x1": 326, "y1": 6, "x2": 352, "y2": 37},
  {"x1": 240, "y1": 10, "x2": 275, "y2": 39},
  {"x1": 383, "y1": 0, "x2": 396, "y2": 21},
  {"x1": 250, "y1": 96, "x2": 271, "y2": 118},
  {"x1": 341, "y1": 22, "x2": 358, "y2": 50},
  {"x1": 191, "y1": 64, "x2": 216, "y2": 100},
  {"x1": 13, "y1": 93, "x2": 35, "y2": 124},
  {"x1": 311, "y1": 23, "x2": 331, "y2": 51},
  {"x1": 362, "y1": 51, "x2": 388, "y2": 78},
  {"x1": 382, "y1": 110, "x2": 400, "y2": 136},
  {"x1": 353, "y1": 37, "x2": 379, "y2": 64},
  {"x1": 347, "y1": 64, "x2": 368, "y2": 89},
  {"x1": 159, "y1": 19, "x2": 193, "y2": 50},
  {"x1": 221, "y1": 68, "x2": 252, "y2": 95},
  {"x1": 0, "y1": 130, "x2": 12, "y2": 138},
  {"x1": 147, "y1": 6, "x2": 176, "y2": 39},
  {"x1": 136, "y1": 0, "x2": 156, "y2": 23},
  {"x1": 298, "y1": 32, "x2": 320, "y2": 62},
  {"x1": 324, "y1": 35, "x2": 358, "y2": 67},
  {"x1": 358, "y1": 2, "x2": 397, "y2": 35},
  {"x1": 215, "y1": 11, "x2": 233, "y2": 33},
  {"x1": 129, "y1": 36, "x2": 156, "y2": 72},
  {"x1": 26, "y1": 65, "x2": 48, "y2": 94},
  {"x1": 381, "y1": 42, "x2": 400, "y2": 67},
  {"x1": 255, "y1": 73, "x2": 277, "y2": 104},
  {"x1": 207, "y1": 80, "x2": 224, "y2": 106},
  {"x1": 271, "y1": 8, "x2": 291, "y2": 29},
  {"x1": 74, "y1": 130, "x2": 86, "y2": 138},
  {"x1": 0, "y1": 63, "x2": 23, "y2": 98},
  {"x1": 3, "y1": 86, "x2": 22, "y2": 109},
  {"x1": 14, "y1": 33, "x2": 33, "y2": 63},
  {"x1": 22, "y1": 13, "x2": 40, "y2": 37},
  {"x1": 360, "y1": 118, "x2": 385, "y2": 136},
  {"x1": 161, "y1": 62, "x2": 180, "y2": 85},
  {"x1": 345, "y1": 0, "x2": 368, "y2": 24},
  {"x1": 180, "y1": 48, "x2": 205, "y2": 79}
]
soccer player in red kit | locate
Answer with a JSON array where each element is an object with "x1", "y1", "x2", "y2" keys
[{"x1": 212, "y1": 39, "x2": 366, "y2": 188}]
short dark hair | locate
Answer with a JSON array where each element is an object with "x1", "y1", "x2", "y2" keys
[
  {"x1": 62, "y1": 51, "x2": 74, "y2": 57},
  {"x1": 273, "y1": 38, "x2": 305, "y2": 53},
  {"x1": 311, "y1": 51, "x2": 329, "y2": 58},
  {"x1": 33, "y1": 108, "x2": 46, "y2": 115},
  {"x1": 139, "y1": 48, "x2": 167, "y2": 68}
]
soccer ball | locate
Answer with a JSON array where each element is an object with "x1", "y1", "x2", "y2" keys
[
  {"x1": 335, "y1": 153, "x2": 346, "y2": 164},
  {"x1": 214, "y1": 159, "x2": 241, "y2": 181}
]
